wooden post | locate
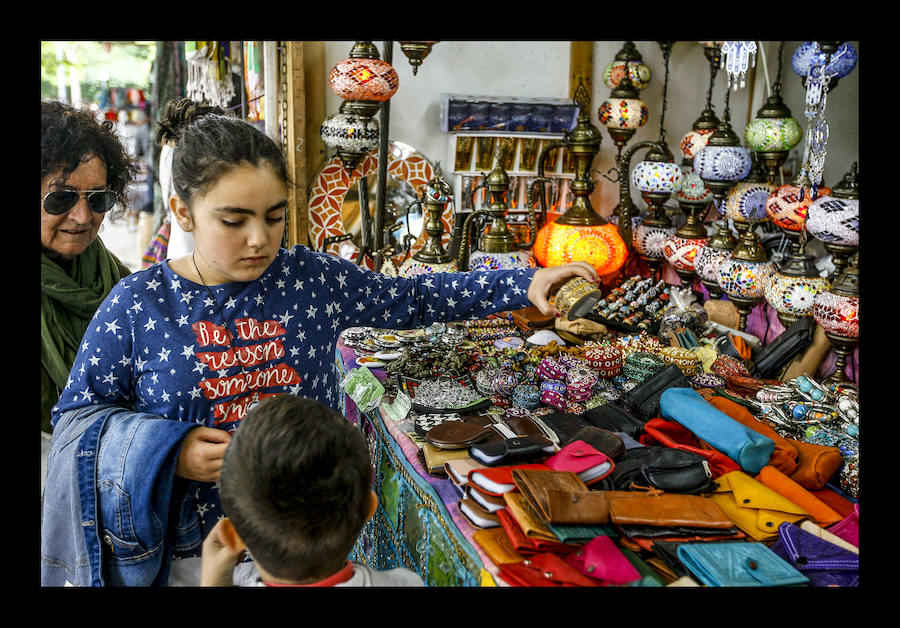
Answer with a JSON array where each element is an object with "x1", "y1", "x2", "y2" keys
[
  {"x1": 284, "y1": 42, "x2": 308, "y2": 247},
  {"x1": 569, "y1": 41, "x2": 594, "y2": 108}
]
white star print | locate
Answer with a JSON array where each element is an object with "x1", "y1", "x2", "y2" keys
[
  {"x1": 104, "y1": 319, "x2": 121, "y2": 334},
  {"x1": 145, "y1": 278, "x2": 160, "y2": 291},
  {"x1": 181, "y1": 345, "x2": 195, "y2": 359},
  {"x1": 144, "y1": 317, "x2": 157, "y2": 332},
  {"x1": 306, "y1": 304, "x2": 318, "y2": 319}
]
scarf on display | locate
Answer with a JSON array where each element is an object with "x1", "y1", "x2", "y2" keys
[{"x1": 40, "y1": 238, "x2": 130, "y2": 430}]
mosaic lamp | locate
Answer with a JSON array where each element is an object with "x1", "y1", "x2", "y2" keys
[
  {"x1": 680, "y1": 42, "x2": 722, "y2": 168},
  {"x1": 812, "y1": 264, "x2": 859, "y2": 387},
  {"x1": 792, "y1": 41, "x2": 858, "y2": 92},
  {"x1": 458, "y1": 139, "x2": 536, "y2": 272},
  {"x1": 765, "y1": 170, "x2": 831, "y2": 255},
  {"x1": 806, "y1": 162, "x2": 859, "y2": 282},
  {"x1": 632, "y1": 143, "x2": 682, "y2": 277},
  {"x1": 329, "y1": 41, "x2": 399, "y2": 120},
  {"x1": 694, "y1": 101, "x2": 753, "y2": 211},
  {"x1": 398, "y1": 41, "x2": 438, "y2": 75},
  {"x1": 399, "y1": 166, "x2": 458, "y2": 277},
  {"x1": 764, "y1": 251, "x2": 830, "y2": 327},
  {"x1": 744, "y1": 42, "x2": 803, "y2": 184},
  {"x1": 716, "y1": 228, "x2": 774, "y2": 330},
  {"x1": 603, "y1": 41, "x2": 652, "y2": 91},
  {"x1": 534, "y1": 80, "x2": 628, "y2": 278},
  {"x1": 320, "y1": 101, "x2": 380, "y2": 171},
  {"x1": 694, "y1": 222, "x2": 738, "y2": 299},
  {"x1": 722, "y1": 158, "x2": 776, "y2": 229},
  {"x1": 665, "y1": 165, "x2": 713, "y2": 287},
  {"x1": 598, "y1": 74, "x2": 649, "y2": 150}
]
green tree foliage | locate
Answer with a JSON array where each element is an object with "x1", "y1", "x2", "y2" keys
[{"x1": 41, "y1": 41, "x2": 156, "y2": 103}]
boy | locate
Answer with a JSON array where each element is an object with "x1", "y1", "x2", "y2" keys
[{"x1": 201, "y1": 394, "x2": 424, "y2": 586}]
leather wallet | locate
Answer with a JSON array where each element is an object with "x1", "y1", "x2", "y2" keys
[
  {"x1": 467, "y1": 463, "x2": 550, "y2": 497},
  {"x1": 619, "y1": 364, "x2": 692, "y2": 421},
  {"x1": 827, "y1": 502, "x2": 859, "y2": 548},
  {"x1": 709, "y1": 471, "x2": 810, "y2": 542},
  {"x1": 511, "y1": 469, "x2": 609, "y2": 525},
  {"x1": 496, "y1": 504, "x2": 574, "y2": 556},
  {"x1": 425, "y1": 416, "x2": 497, "y2": 449},
  {"x1": 640, "y1": 417, "x2": 742, "y2": 478},
  {"x1": 570, "y1": 426, "x2": 625, "y2": 461},
  {"x1": 502, "y1": 492, "x2": 564, "y2": 543},
  {"x1": 677, "y1": 541, "x2": 809, "y2": 587},
  {"x1": 538, "y1": 412, "x2": 590, "y2": 445},
  {"x1": 443, "y1": 458, "x2": 487, "y2": 490},
  {"x1": 564, "y1": 535, "x2": 642, "y2": 586},
  {"x1": 607, "y1": 492, "x2": 735, "y2": 529},
  {"x1": 498, "y1": 552, "x2": 599, "y2": 587},
  {"x1": 469, "y1": 434, "x2": 555, "y2": 467},
  {"x1": 751, "y1": 316, "x2": 815, "y2": 379},
  {"x1": 422, "y1": 442, "x2": 470, "y2": 475},
  {"x1": 799, "y1": 520, "x2": 858, "y2": 554},
  {"x1": 465, "y1": 485, "x2": 506, "y2": 513},
  {"x1": 755, "y1": 465, "x2": 843, "y2": 526},
  {"x1": 659, "y1": 387, "x2": 775, "y2": 475},
  {"x1": 457, "y1": 497, "x2": 501, "y2": 529},
  {"x1": 472, "y1": 527, "x2": 526, "y2": 566},
  {"x1": 769, "y1": 522, "x2": 858, "y2": 587},
  {"x1": 581, "y1": 402, "x2": 646, "y2": 438},
  {"x1": 511, "y1": 305, "x2": 556, "y2": 332},
  {"x1": 544, "y1": 440, "x2": 614, "y2": 485},
  {"x1": 609, "y1": 445, "x2": 713, "y2": 494}
]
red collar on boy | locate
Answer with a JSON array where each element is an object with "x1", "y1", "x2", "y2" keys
[{"x1": 263, "y1": 561, "x2": 355, "y2": 587}]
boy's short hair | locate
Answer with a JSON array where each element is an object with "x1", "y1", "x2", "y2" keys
[{"x1": 219, "y1": 394, "x2": 373, "y2": 582}]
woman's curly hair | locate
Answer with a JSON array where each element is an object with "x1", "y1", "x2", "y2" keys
[{"x1": 41, "y1": 100, "x2": 139, "y2": 216}]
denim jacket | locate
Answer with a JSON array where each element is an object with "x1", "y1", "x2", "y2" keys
[{"x1": 41, "y1": 403, "x2": 198, "y2": 586}]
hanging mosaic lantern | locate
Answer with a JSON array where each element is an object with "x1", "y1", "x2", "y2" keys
[
  {"x1": 329, "y1": 42, "x2": 399, "y2": 119},
  {"x1": 792, "y1": 41, "x2": 858, "y2": 87},
  {"x1": 764, "y1": 252, "x2": 830, "y2": 327},
  {"x1": 717, "y1": 229, "x2": 774, "y2": 330},
  {"x1": 745, "y1": 96, "x2": 803, "y2": 182},
  {"x1": 722, "y1": 179, "x2": 777, "y2": 225},
  {"x1": 320, "y1": 104, "x2": 380, "y2": 171},
  {"x1": 599, "y1": 75, "x2": 649, "y2": 149},
  {"x1": 806, "y1": 162, "x2": 859, "y2": 282},
  {"x1": 603, "y1": 41, "x2": 652, "y2": 91},
  {"x1": 695, "y1": 222, "x2": 738, "y2": 300}
]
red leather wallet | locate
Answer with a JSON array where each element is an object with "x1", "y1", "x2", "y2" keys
[{"x1": 544, "y1": 440, "x2": 614, "y2": 485}]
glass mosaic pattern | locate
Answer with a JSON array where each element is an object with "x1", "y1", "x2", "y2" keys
[
  {"x1": 674, "y1": 168, "x2": 713, "y2": 205},
  {"x1": 633, "y1": 222, "x2": 675, "y2": 259},
  {"x1": 806, "y1": 195, "x2": 859, "y2": 246},
  {"x1": 680, "y1": 128, "x2": 715, "y2": 161},
  {"x1": 694, "y1": 244, "x2": 733, "y2": 283},
  {"x1": 717, "y1": 258, "x2": 774, "y2": 299},
  {"x1": 722, "y1": 181, "x2": 777, "y2": 223},
  {"x1": 329, "y1": 57, "x2": 399, "y2": 101},
  {"x1": 791, "y1": 41, "x2": 858, "y2": 79},
  {"x1": 813, "y1": 290, "x2": 859, "y2": 338},
  {"x1": 693, "y1": 145, "x2": 753, "y2": 182},
  {"x1": 603, "y1": 59, "x2": 651, "y2": 90},
  {"x1": 764, "y1": 271, "x2": 830, "y2": 317},
  {"x1": 765, "y1": 184, "x2": 832, "y2": 232},
  {"x1": 533, "y1": 221, "x2": 628, "y2": 276},
  {"x1": 320, "y1": 111, "x2": 380, "y2": 153},
  {"x1": 744, "y1": 116, "x2": 803, "y2": 152},
  {"x1": 468, "y1": 250, "x2": 536, "y2": 271},
  {"x1": 663, "y1": 234, "x2": 707, "y2": 272},
  {"x1": 398, "y1": 258, "x2": 458, "y2": 277},
  {"x1": 599, "y1": 98, "x2": 649, "y2": 130},
  {"x1": 631, "y1": 160, "x2": 683, "y2": 194}
]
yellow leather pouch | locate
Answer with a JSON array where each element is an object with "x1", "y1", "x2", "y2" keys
[{"x1": 709, "y1": 471, "x2": 809, "y2": 541}]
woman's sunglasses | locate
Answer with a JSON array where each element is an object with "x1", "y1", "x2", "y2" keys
[{"x1": 42, "y1": 189, "x2": 118, "y2": 215}]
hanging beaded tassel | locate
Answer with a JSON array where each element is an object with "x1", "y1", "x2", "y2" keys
[{"x1": 720, "y1": 41, "x2": 757, "y2": 89}]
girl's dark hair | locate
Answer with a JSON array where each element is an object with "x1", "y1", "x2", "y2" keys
[
  {"x1": 41, "y1": 100, "x2": 139, "y2": 215},
  {"x1": 219, "y1": 395, "x2": 372, "y2": 582},
  {"x1": 158, "y1": 98, "x2": 289, "y2": 205}
]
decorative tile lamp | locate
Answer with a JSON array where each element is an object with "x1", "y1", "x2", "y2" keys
[
  {"x1": 765, "y1": 170, "x2": 831, "y2": 255},
  {"x1": 694, "y1": 222, "x2": 738, "y2": 299},
  {"x1": 812, "y1": 264, "x2": 859, "y2": 387},
  {"x1": 599, "y1": 75, "x2": 649, "y2": 152},
  {"x1": 533, "y1": 80, "x2": 628, "y2": 279},
  {"x1": 716, "y1": 228, "x2": 774, "y2": 331},
  {"x1": 792, "y1": 41, "x2": 858, "y2": 92},
  {"x1": 320, "y1": 101, "x2": 381, "y2": 171},
  {"x1": 722, "y1": 159, "x2": 776, "y2": 229},
  {"x1": 806, "y1": 162, "x2": 859, "y2": 282},
  {"x1": 665, "y1": 167, "x2": 712, "y2": 287},
  {"x1": 693, "y1": 93, "x2": 753, "y2": 213},
  {"x1": 603, "y1": 41, "x2": 652, "y2": 91},
  {"x1": 399, "y1": 167, "x2": 458, "y2": 277},
  {"x1": 457, "y1": 139, "x2": 536, "y2": 272},
  {"x1": 764, "y1": 250, "x2": 830, "y2": 327},
  {"x1": 398, "y1": 41, "x2": 438, "y2": 75},
  {"x1": 744, "y1": 42, "x2": 803, "y2": 184},
  {"x1": 329, "y1": 41, "x2": 399, "y2": 121}
]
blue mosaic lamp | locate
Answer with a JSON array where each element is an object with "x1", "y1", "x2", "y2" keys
[{"x1": 792, "y1": 41, "x2": 857, "y2": 91}]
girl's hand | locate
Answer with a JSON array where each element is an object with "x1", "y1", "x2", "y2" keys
[
  {"x1": 176, "y1": 426, "x2": 232, "y2": 482},
  {"x1": 527, "y1": 261, "x2": 600, "y2": 317}
]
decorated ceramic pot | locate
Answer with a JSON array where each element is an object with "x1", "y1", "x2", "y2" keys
[
  {"x1": 599, "y1": 97, "x2": 649, "y2": 130},
  {"x1": 722, "y1": 181, "x2": 777, "y2": 223},
  {"x1": 805, "y1": 194, "x2": 859, "y2": 246},
  {"x1": 744, "y1": 117, "x2": 803, "y2": 153},
  {"x1": 631, "y1": 160, "x2": 683, "y2": 194},
  {"x1": 693, "y1": 145, "x2": 753, "y2": 182}
]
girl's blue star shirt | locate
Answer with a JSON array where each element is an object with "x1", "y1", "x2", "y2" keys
[{"x1": 52, "y1": 245, "x2": 537, "y2": 548}]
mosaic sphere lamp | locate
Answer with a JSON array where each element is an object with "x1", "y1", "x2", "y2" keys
[
  {"x1": 598, "y1": 75, "x2": 649, "y2": 150},
  {"x1": 320, "y1": 100, "x2": 380, "y2": 171},
  {"x1": 812, "y1": 264, "x2": 859, "y2": 387},
  {"x1": 631, "y1": 142, "x2": 682, "y2": 277},
  {"x1": 603, "y1": 41, "x2": 652, "y2": 91},
  {"x1": 764, "y1": 250, "x2": 830, "y2": 327},
  {"x1": 722, "y1": 158, "x2": 776, "y2": 231},
  {"x1": 716, "y1": 228, "x2": 774, "y2": 330},
  {"x1": 694, "y1": 222, "x2": 738, "y2": 299},
  {"x1": 665, "y1": 164, "x2": 713, "y2": 287},
  {"x1": 458, "y1": 140, "x2": 536, "y2": 272},
  {"x1": 792, "y1": 41, "x2": 858, "y2": 92},
  {"x1": 534, "y1": 80, "x2": 628, "y2": 279},
  {"x1": 398, "y1": 41, "x2": 439, "y2": 75},
  {"x1": 329, "y1": 41, "x2": 399, "y2": 120},
  {"x1": 765, "y1": 170, "x2": 831, "y2": 255},
  {"x1": 694, "y1": 116, "x2": 753, "y2": 211},
  {"x1": 806, "y1": 162, "x2": 859, "y2": 282},
  {"x1": 400, "y1": 167, "x2": 458, "y2": 276}
]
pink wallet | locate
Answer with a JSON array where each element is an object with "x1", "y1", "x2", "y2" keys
[
  {"x1": 545, "y1": 440, "x2": 614, "y2": 485},
  {"x1": 565, "y1": 535, "x2": 641, "y2": 585}
]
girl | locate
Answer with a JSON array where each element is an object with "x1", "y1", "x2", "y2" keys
[{"x1": 42, "y1": 102, "x2": 598, "y2": 587}]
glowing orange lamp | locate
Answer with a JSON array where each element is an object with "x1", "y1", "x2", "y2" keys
[{"x1": 531, "y1": 79, "x2": 628, "y2": 279}]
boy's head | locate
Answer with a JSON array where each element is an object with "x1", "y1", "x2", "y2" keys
[{"x1": 219, "y1": 394, "x2": 375, "y2": 582}]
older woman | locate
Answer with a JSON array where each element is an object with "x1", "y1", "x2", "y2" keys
[{"x1": 40, "y1": 101, "x2": 136, "y2": 478}]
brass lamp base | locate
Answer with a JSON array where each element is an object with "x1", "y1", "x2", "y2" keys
[
  {"x1": 822, "y1": 331, "x2": 858, "y2": 388},
  {"x1": 701, "y1": 278, "x2": 724, "y2": 300},
  {"x1": 728, "y1": 295, "x2": 762, "y2": 331}
]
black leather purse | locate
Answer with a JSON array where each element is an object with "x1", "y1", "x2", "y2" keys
[
  {"x1": 608, "y1": 445, "x2": 713, "y2": 494},
  {"x1": 581, "y1": 401, "x2": 646, "y2": 437},
  {"x1": 618, "y1": 364, "x2": 692, "y2": 421},
  {"x1": 750, "y1": 316, "x2": 815, "y2": 379}
]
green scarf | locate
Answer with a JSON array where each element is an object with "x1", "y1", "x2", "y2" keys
[{"x1": 40, "y1": 238, "x2": 130, "y2": 432}]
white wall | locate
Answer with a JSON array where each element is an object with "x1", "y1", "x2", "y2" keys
[{"x1": 322, "y1": 40, "x2": 859, "y2": 218}]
